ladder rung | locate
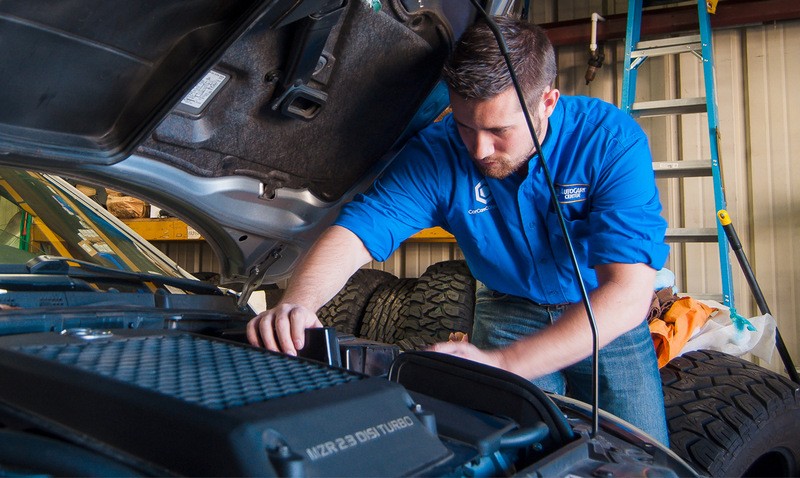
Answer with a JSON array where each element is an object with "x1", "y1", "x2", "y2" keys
[
  {"x1": 653, "y1": 160, "x2": 712, "y2": 178},
  {"x1": 636, "y1": 34, "x2": 702, "y2": 50},
  {"x1": 632, "y1": 97, "x2": 707, "y2": 117},
  {"x1": 632, "y1": 35, "x2": 702, "y2": 58},
  {"x1": 665, "y1": 228, "x2": 718, "y2": 242}
]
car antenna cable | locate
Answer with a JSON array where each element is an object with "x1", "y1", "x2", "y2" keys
[{"x1": 467, "y1": 0, "x2": 601, "y2": 438}]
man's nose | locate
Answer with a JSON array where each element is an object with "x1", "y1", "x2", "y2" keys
[{"x1": 472, "y1": 132, "x2": 495, "y2": 159}]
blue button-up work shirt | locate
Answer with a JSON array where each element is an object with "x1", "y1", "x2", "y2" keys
[{"x1": 335, "y1": 95, "x2": 669, "y2": 305}]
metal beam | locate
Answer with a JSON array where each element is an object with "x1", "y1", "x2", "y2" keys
[{"x1": 542, "y1": 0, "x2": 800, "y2": 47}]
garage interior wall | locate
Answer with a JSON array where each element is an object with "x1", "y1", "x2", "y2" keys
[{"x1": 154, "y1": 1, "x2": 800, "y2": 373}]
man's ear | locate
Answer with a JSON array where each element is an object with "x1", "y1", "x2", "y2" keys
[{"x1": 542, "y1": 88, "x2": 560, "y2": 116}]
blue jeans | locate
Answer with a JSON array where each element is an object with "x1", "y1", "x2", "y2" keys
[{"x1": 471, "y1": 284, "x2": 669, "y2": 446}]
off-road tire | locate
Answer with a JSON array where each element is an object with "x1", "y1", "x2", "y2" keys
[
  {"x1": 360, "y1": 278, "x2": 417, "y2": 343},
  {"x1": 661, "y1": 349, "x2": 800, "y2": 477},
  {"x1": 396, "y1": 260, "x2": 475, "y2": 351},
  {"x1": 317, "y1": 268, "x2": 396, "y2": 335}
]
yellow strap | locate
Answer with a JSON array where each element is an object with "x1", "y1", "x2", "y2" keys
[{"x1": 707, "y1": 0, "x2": 718, "y2": 14}]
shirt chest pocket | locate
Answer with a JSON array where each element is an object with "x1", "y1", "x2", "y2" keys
[{"x1": 545, "y1": 201, "x2": 590, "y2": 243}]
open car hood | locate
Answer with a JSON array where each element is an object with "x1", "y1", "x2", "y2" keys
[{"x1": 0, "y1": 0, "x2": 489, "y2": 285}]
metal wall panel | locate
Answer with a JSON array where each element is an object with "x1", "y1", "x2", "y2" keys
[
  {"x1": 367, "y1": 242, "x2": 464, "y2": 278},
  {"x1": 742, "y1": 21, "x2": 800, "y2": 368},
  {"x1": 154, "y1": 241, "x2": 220, "y2": 276}
]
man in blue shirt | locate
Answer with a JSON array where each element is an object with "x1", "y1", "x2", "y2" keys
[{"x1": 248, "y1": 16, "x2": 670, "y2": 444}]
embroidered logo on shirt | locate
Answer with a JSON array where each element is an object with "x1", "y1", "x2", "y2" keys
[
  {"x1": 474, "y1": 180, "x2": 491, "y2": 204},
  {"x1": 556, "y1": 183, "x2": 589, "y2": 203},
  {"x1": 469, "y1": 180, "x2": 496, "y2": 215}
]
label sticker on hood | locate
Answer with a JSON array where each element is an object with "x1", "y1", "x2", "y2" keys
[{"x1": 177, "y1": 70, "x2": 230, "y2": 115}]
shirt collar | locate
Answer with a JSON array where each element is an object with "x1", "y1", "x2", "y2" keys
[{"x1": 528, "y1": 98, "x2": 564, "y2": 174}]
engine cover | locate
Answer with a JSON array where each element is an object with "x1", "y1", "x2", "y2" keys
[{"x1": 0, "y1": 329, "x2": 451, "y2": 476}]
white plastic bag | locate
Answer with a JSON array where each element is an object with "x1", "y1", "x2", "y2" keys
[{"x1": 681, "y1": 300, "x2": 776, "y2": 363}]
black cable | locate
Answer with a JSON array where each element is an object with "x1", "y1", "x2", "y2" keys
[{"x1": 466, "y1": 0, "x2": 600, "y2": 438}]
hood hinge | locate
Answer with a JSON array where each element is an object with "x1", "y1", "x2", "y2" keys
[{"x1": 237, "y1": 245, "x2": 285, "y2": 310}]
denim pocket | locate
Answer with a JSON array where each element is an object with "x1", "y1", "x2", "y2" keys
[{"x1": 475, "y1": 284, "x2": 510, "y2": 304}]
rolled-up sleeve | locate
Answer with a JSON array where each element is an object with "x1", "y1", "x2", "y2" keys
[{"x1": 587, "y1": 134, "x2": 670, "y2": 269}]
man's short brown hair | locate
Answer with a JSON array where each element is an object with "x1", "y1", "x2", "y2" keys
[{"x1": 442, "y1": 16, "x2": 556, "y2": 104}]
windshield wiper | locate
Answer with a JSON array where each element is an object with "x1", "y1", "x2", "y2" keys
[{"x1": 25, "y1": 255, "x2": 222, "y2": 295}]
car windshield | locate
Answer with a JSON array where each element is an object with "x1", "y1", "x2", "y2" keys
[{"x1": 0, "y1": 167, "x2": 185, "y2": 279}]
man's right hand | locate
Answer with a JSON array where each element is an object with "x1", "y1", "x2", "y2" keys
[
  {"x1": 244, "y1": 225, "x2": 372, "y2": 354},
  {"x1": 246, "y1": 304, "x2": 323, "y2": 355}
]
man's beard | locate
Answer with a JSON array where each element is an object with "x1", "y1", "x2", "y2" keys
[
  {"x1": 474, "y1": 147, "x2": 535, "y2": 179},
  {"x1": 474, "y1": 115, "x2": 544, "y2": 180}
]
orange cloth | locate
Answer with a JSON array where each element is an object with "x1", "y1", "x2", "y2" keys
[
  {"x1": 649, "y1": 297, "x2": 715, "y2": 368},
  {"x1": 647, "y1": 288, "x2": 679, "y2": 323}
]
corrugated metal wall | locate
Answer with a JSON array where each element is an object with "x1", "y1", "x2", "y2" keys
[
  {"x1": 153, "y1": 241, "x2": 219, "y2": 276},
  {"x1": 742, "y1": 20, "x2": 800, "y2": 370},
  {"x1": 154, "y1": 3, "x2": 800, "y2": 372},
  {"x1": 369, "y1": 242, "x2": 465, "y2": 278}
]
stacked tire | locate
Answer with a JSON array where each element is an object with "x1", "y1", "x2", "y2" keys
[
  {"x1": 317, "y1": 261, "x2": 474, "y2": 351},
  {"x1": 395, "y1": 260, "x2": 475, "y2": 351},
  {"x1": 316, "y1": 268, "x2": 396, "y2": 336}
]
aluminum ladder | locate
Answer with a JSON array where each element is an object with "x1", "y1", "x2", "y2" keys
[{"x1": 620, "y1": 0, "x2": 734, "y2": 306}]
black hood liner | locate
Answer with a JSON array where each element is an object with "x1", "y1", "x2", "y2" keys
[
  {"x1": 139, "y1": 2, "x2": 452, "y2": 202},
  {"x1": 0, "y1": 0, "x2": 277, "y2": 162}
]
